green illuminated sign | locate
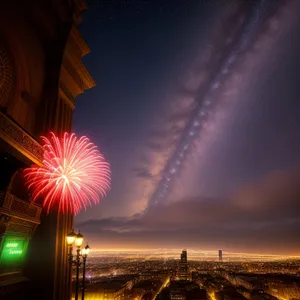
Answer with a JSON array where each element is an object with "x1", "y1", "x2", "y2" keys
[
  {"x1": 0, "y1": 236, "x2": 27, "y2": 265},
  {"x1": 4, "y1": 242, "x2": 24, "y2": 256}
]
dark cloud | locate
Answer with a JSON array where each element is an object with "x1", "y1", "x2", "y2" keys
[{"x1": 77, "y1": 168, "x2": 300, "y2": 254}]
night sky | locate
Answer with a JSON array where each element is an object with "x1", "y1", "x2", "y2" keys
[{"x1": 74, "y1": 0, "x2": 300, "y2": 255}]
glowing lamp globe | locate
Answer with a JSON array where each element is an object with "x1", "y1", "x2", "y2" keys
[
  {"x1": 75, "y1": 232, "x2": 84, "y2": 248},
  {"x1": 24, "y1": 132, "x2": 111, "y2": 215},
  {"x1": 81, "y1": 244, "x2": 91, "y2": 257},
  {"x1": 66, "y1": 230, "x2": 77, "y2": 246}
]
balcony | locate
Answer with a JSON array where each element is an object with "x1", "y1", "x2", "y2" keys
[
  {"x1": 0, "y1": 191, "x2": 42, "y2": 237},
  {"x1": 0, "y1": 111, "x2": 43, "y2": 166}
]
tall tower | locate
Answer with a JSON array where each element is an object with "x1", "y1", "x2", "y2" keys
[
  {"x1": 218, "y1": 249, "x2": 223, "y2": 262},
  {"x1": 181, "y1": 249, "x2": 187, "y2": 264},
  {"x1": 179, "y1": 249, "x2": 188, "y2": 280}
]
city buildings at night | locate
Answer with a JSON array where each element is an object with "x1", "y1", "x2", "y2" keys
[
  {"x1": 178, "y1": 250, "x2": 189, "y2": 281},
  {"x1": 0, "y1": 0, "x2": 94, "y2": 299},
  {"x1": 219, "y1": 250, "x2": 223, "y2": 263},
  {"x1": 77, "y1": 250, "x2": 300, "y2": 300}
]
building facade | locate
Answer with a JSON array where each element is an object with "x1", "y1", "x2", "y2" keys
[
  {"x1": 178, "y1": 249, "x2": 188, "y2": 280},
  {"x1": 219, "y1": 250, "x2": 223, "y2": 262},
  {"x1": 0, "y1": 0, "x2": 95, "y2": 299}
]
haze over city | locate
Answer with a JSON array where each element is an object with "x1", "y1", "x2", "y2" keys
[{"x1": 73, "y1": 0, "x2": 300, "y2": 255}]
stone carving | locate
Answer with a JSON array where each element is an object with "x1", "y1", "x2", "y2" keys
[
  {"x1": 10, "y1": 217, "x2": 34, "y2": 227},
  {"x1": 0, "y1": 111, "x2": 44, "y2": 162},
  {"x1": 6, "y1": 223, "x2": 32, "y2": 236},
  {"x1": 1, "y1": 192, "x2": 42, "y2": 222},
  {"x1": 11, "y1": 199, "x2": 37, "y2": 218}
]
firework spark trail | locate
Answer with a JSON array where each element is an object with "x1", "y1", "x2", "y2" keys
[
  {"x1": 24, "y1": 132, "x2": 111, "y2": 215},
  {"x1": 147, "y1": 0, "x2": 277, "y2": 207}
]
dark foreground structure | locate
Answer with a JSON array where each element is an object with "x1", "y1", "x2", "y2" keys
[{"x1": 0, "y1": 0, "x2": 95, "y2": 299}]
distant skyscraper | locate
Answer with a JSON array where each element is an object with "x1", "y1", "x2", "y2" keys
[
  {"x1": 218, "y1": 249, "x2": 223, "y2": 262},
  {"x1": 181, "y1": 249, "x2": 187, "y2": 264},
  {"x1": 179, "y1": 249, "x2": 188, "y2": 280}
]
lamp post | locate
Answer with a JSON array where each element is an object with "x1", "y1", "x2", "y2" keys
[
  {"x1": 66, "y1": 230, "x2": 77, "y2": 300},
  {"x1": 66, "y1": 230, "x2": 90, "y2": 300},
  {"x1": 74, "y1": 231, "x2": 83, "y2": 300},
  {"x1": 81, "y1": 244, "x2": 90, "y2": 300}
]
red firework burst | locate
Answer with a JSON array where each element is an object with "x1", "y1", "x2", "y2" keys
[{"x1": 24, "y1": 132, "x2": 111, "y2": 215}]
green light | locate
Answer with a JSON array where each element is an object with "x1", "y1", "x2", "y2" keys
[
  {"x1": 0, "y1": 236, "x2": 27, "y2": 265},
  {"x1": 7, "y1": 243, "x2": 19, "y2": 248}
]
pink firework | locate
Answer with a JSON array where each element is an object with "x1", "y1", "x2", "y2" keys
[{"x1": 24, "y1": 132, "x2": 111, "y2": 215}]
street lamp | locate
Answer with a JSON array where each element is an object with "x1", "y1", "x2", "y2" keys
[
  {"x1": 74, "y1": 231, "x2": 84, "y2": 300},
  {"x1": 66, "y1": 230, "x2": 77, "y2": 300},
  {"x1": 66, "y1": 230, "x2": 90, "y2": 300},
  {"x1": 81, "y1": 244, "x2": 91, "y2": 300},
  {"x1": 66, "y1": 230, "x2": 77, "y2": 246},
  {"x1": 75, "y1": 232, "x2": 84, "y2": 248}
]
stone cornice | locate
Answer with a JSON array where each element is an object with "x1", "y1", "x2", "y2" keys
[
  {"x1": 60, "y1": 59, "x2": 83, "y2": 94},
  {"x1": 63, "y1": 50, "x2": 96, "y2": 89},
  {"x1": 69, "y1": 24, "x2": 90, "y2": 57},
  {"x1": 76, "y1": 58, "x2": 96, "y2": 89},
  {"x1": 60, "y1": 52, "x2": 95, "y2": 98}
]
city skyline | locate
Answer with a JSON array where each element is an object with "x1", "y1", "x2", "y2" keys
[
  {"x1": 81, "y1": 247, "x2": 300, "y2": 300},
  {"x1": 87, "y1": 248, "x2": 300, "y2": 260},
  {"x1": 74, "y1": 0, "x2": 300, "y2": 254}
]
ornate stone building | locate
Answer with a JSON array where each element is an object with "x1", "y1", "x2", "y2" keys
[{"x1": 0, "y1": 0, "x2": 95, "y2": 299}]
